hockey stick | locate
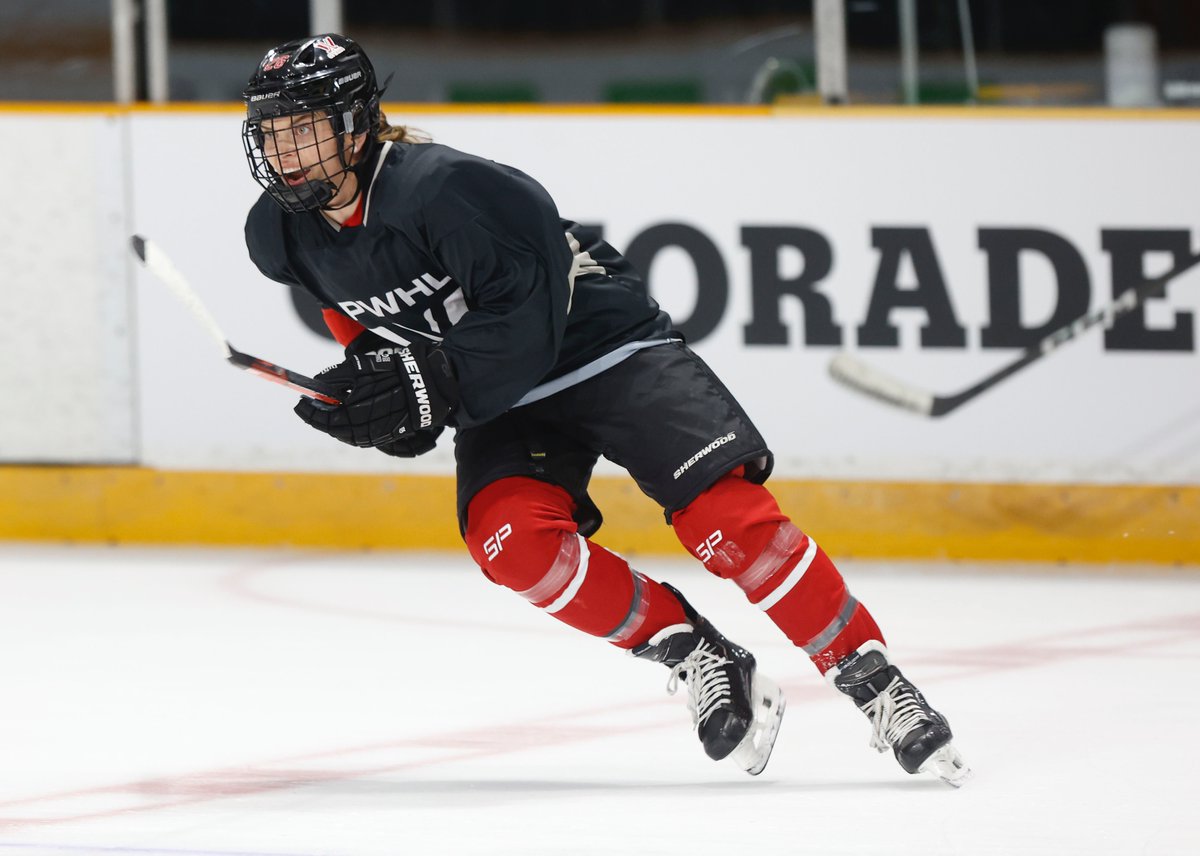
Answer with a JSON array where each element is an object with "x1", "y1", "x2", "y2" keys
[
  {"x1": 829, "y1": 248, "x2": 1200, "y2": 417},
  {"x1": 129, "y1": 235, "x2": 342, "y2": 405}
]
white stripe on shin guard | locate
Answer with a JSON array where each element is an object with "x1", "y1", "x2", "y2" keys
[
  {"x1": 732, "y1": 522, "x2": 806, "y2": 595},
  {"x1": 516, "y1": 533, "x2": 591, "y2": 614},
  {"x1": 754, "y1": 533, "x2": 818, "y2": 612}
]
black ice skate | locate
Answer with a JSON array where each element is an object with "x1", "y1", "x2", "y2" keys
[
  {"x1": 827, "y1": 641, "x2": 970, "y2": 787},
  {"x1": 632, "y1": 584, "x2": 785, "y2": 775}
]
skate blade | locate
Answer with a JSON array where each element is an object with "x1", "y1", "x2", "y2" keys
[
  {"x1": 918, "y1": 741, "x2": 971, "y2": 787},
  {"x1": 729, "y1": 674, "x2": 786, "y2": 776}
]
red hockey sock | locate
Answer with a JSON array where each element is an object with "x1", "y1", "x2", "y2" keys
[
  {"x1": 672, "y1": 470, "x2": 885, "y2": 673},
  {"x1": 464, "y1": 477, "x2": 686, "y2": 649}
]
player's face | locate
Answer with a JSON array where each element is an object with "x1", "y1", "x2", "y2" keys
[{"x1": 259, "y1": 112, "x2": 347, "y2": 189}]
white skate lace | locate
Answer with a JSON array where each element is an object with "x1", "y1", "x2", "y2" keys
[
  {"x1": 666, "y1": 641, "x2": 732, "y2": 728},
  {"x1": 861, "y1": 676, "x2": 928, "y2": 752}
]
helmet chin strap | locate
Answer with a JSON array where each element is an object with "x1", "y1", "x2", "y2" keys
[
  {"x1": 319, "y1": 128, "x2": 377, "y2": 213},
  {"x1": 273, "y1": 173, "x2": 338, "y2": 211}
]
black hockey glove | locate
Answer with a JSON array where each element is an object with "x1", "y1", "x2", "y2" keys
[
  {"x1": 376, "y1": 426, "x2": 444, "y2": 458},
  {"x1": 294, "y1": 338, "x2": 457, "y2": 448}
]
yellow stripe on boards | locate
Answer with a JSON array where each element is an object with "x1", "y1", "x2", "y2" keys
[
  {"x1": 0, "y1": 102, "x2": 1199, "y2": 121},
  {"x1": 0, "y1": 467, "x2": 459, "y2": 550},
  {"x1": 1, "y1": 467, "x2": 1196, "y2": 564}
]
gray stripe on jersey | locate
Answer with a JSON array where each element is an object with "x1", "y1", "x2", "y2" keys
[{"x1": 513, "y1": 339, "x2": 680, "y2": 409}]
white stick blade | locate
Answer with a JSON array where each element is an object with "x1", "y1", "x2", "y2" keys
[
  {"x1": 130, "y1": 235, "x2": 231, "y2": 360},
  {"x1": 828, "y1": 353, "x2": 935, "y2": 416}
]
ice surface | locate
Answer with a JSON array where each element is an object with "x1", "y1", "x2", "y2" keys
[{"x1": 0, "y1": 545, "x2": 1197, "y2": 855}]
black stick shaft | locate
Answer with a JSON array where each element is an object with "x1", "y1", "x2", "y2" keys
[
  {"x1": 227, "y1": 347, "x2": 341, "y2": 405},
  {"x1": 930, "y1": 249, "x2": 1200, "y2": 416}
]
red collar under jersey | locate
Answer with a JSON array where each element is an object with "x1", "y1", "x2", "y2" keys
[{"x1": 341, "y1": 192, "x2": 365, "y2": 228}]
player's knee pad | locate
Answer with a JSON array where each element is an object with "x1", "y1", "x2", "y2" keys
[
  {"x1": 671, "y1": 468, "x2": 796, "y2": 585},
  {"x1": 672, "y1": 467, "x2": 838, "y2": 608},
  {"x1": 672, "y1": 470, "x2": 880, "y2": 668},
  {"x1": 676, "y1": 470, "x2": 835, "y2": 605},
  {"x1": 464, "y1": 476, "x2": 579, "y2": 593}
]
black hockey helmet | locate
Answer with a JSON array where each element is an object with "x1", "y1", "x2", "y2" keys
[{"x1": 242, "y1": 34, "x2": 383, "y2": 213}]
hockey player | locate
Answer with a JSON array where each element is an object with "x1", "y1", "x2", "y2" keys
[{"x1": 240, "y1": 33, "x2": 969, "y2": 785}]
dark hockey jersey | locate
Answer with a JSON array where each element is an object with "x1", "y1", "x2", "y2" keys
[{"x1": 244, "y1": 141, "x2": 675, "y2": 427}]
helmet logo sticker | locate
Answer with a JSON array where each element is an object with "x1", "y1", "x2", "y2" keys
[
  {"x1": 262, "y1": 53, "x2": 290, "y2": 71},
  {"x1": 313, "y1": 37, "x2": 345, "y2": 59}
]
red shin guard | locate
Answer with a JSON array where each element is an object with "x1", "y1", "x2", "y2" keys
[
  {"x1": 672, "y1": 470, "x2": 884, "y2": 673},
  {"x1": 464, "y1": 477, "x2": 685, "y2": 648}
]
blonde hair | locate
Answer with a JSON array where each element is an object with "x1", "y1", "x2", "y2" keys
[{"x1": 375, "y1": 110, "x2": 430, "y2": 144}]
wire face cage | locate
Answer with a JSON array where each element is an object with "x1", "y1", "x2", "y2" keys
[{"x1": 242, "y1": 111, "x2": 358, "y2": 213}]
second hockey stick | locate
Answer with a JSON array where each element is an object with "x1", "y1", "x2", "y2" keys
[
  {"x1": 129, "y1": 235, "x2": 341, "y2": 405},
  {"x1": 829, "y1": 248, "x2": 1200, "y2": 417}
]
